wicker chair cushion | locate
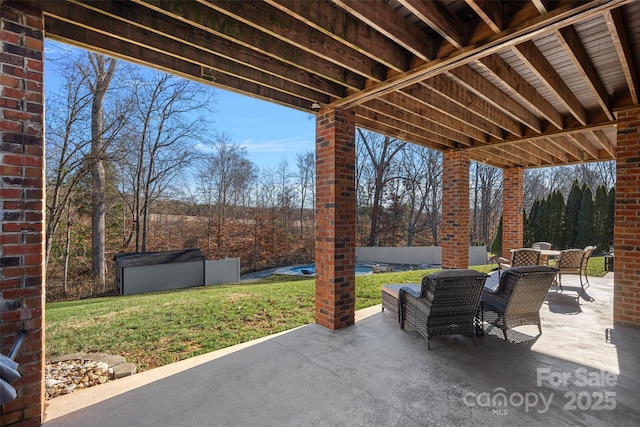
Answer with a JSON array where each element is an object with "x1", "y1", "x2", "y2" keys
[{"x1": 420, "y1": 269, "x2": 486, "y2": 298}]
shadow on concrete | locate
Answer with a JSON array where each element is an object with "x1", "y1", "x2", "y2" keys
[{"x1": 44, "y1": 274, "x2": 639, "y2": 427}]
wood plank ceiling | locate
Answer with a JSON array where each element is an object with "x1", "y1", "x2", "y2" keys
[{"x1": 24, "y1": 0, "x2": 640, "y2": 168}]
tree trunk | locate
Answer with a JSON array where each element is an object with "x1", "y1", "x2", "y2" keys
[
  {"x1": 63, "y1": 209, "x2": 71, "y2": 297},
  {"x1": 89, "y1": 54, "x2": 117, "y2": 290}
]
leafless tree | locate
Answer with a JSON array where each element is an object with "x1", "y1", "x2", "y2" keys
[
  {"x1": 356, "y1": 129, "x2": 407, "y2": 246},
  {"x1": 117, "y1": 70, "x2": 214, "y2": 252},
  {"x1": 259, "y1": 167, "x2": 280, "y2": 255},
  {"x1": 79, "y1": 54, "x2": 118, "y2": 290},
  {"x1": 470, "y1": 162, "x2": 502, "y2": 246},
  {"x1": 45, "y1": 60, "x2": 93, "y2": 268},
  {"x1": 398, "y1": 145, "x2": 442, "y2": 246},
  {"x1": 295, "y1": 151, "x2": 315, "y2": 239},
  {"x1": 196, "y1": 133, "x2": 257, "y2": 257},
  {"x1": 276, "y1": 158, "x2": 295, "y2": 230}
]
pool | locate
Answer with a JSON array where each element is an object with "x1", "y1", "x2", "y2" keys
[{"x1": 275, "y1": 264, "x2": 374, "y2": 276}]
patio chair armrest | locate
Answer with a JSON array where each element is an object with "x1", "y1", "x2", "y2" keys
[
  {"x1": 398, "y1": 286, "x2": 422, "y2": 330},
  {"x1": 399, "y1": 286, "x2": 420, "y2": 299},
  {"x1": 483, "y1": 283, "x2": 500, "y2": 294}
]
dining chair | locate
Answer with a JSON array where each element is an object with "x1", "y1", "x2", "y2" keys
[{"x1": 498, "y1": 248, "x2": 541, "y2": 278}]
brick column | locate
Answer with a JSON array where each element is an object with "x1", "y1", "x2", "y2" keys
[
  {"x1": 502, "y1": 167, "x2": 524, "y2": 259},
  {"x1": 1, "y1": 3, "x2": 46, "y2": 426},
  {"x1": 614, "y1": 107, "x2": 640, "y2": 328},
  {"x1": 441, "y1": 150, "x2": 469, "y2": 269},
  {"x1": 315, "y1": 107, "x2": 355, "y2": 330}
]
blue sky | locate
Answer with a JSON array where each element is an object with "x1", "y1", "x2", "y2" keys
[{"x1": 44, "y1": 40, "x2": 317, "y2": 171}]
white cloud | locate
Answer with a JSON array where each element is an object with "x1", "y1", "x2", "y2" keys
[{"x1": 240, "y1": 136, "x2": 313, "y2": 154}]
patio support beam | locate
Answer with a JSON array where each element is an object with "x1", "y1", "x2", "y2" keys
[
  {"x1": 441, "y1": 150, "x2": 470, "y2": 269},
  {"x1": 0, "y1": 2, "x2": 46, "y2": 426},
  {"x1": 614, "y1": 106, "x2": 640, "y2": 328},
  {"x1": 502, "y1": 167, "x2": 524, "y2": 259},
  {"x1": 314, "y1": 107, "x2": 356, "y2": 330}
]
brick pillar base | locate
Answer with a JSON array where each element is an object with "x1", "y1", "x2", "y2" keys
[
  {"x1": 1, "y1": 3, "x2": 45, "y2": 426},
  {"x1": 441, "y1": 150, "x2": 469, "y2": 269},
  {"x1": 502, "y1": 167, "x2": 524, "y2": 259},
  {"x1": 314, "y1": 108, "x2": 356, "y2": 330},
  {"x1": 614, "y1": 107, "x2": 640, "y2": 328}
]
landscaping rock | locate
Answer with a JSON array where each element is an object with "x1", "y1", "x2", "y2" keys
[
  {"x1": 112, "y1": 362, "x2": 137, "y2": 379},
  {"x1": 45, "y1": 353, "x2": 136, "y2": 400}
]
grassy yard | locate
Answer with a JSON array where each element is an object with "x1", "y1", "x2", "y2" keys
[{"x1": 46, "y1": 258, "x2": 607, "y2": 371}]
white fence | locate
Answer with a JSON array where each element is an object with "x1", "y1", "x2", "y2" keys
[
  {"x1": 356, "y1": 246, "x2": 488, "y2": 266},
  {"x1": 205, "y1": 258, "x2": 241, "y2": 285}
]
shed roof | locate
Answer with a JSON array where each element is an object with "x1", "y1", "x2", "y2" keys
[{"x1": 114, "y1": 249, "x2": 205, "y2": 268}]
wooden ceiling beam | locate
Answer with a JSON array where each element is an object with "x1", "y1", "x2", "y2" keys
[
  {"x1": 547, "y1": 136, "x2": 585, "y2": 162},
  {"x1": 517, "y1": 141, "x2": 556, "y2": 164},
  {"x1": 604, "y1": 7, "x2": 639, "y2": 105},
  {"x1": 470, "y1": 119, "x2": 614, "y2": 152},
  {"x1": 355, "y1": 105, "x2": 456, "y2": 149},
  {"x1": 555, "y1": 25, "x2": 614, "y2": 121},
  {"x1": 447, "y1": 65, "x2": 542, "y2": 133},
  {"x1": 475, "y1": 145, "x2": 530, "y2": 167},
  {"x1": 130, "y1": 0, "x2": 366, "y2": 90},
  {"x1": 591, "y1": 129, "x2": 616, "y2": 158},
  {"x1": 377, "y1": 93, "x2": 475, "y2": 146},
  {"x1": 332, "y1": 0, "x2": 632, "y2": 109},
  {"x1": 424, "y1": 74, "x2": 523, "y2": 137},
  {"x1": 568, "y1": 133, "x2": 600, "y2": 160},
  {"x1": 266, "y1": 0, "x2": 407, "y2": 73},
  {"x1": 331, "y1": 0, "x2": 433, "y2": 61},
  {"x1": 391, "y1": 90, "x2": 486, "y2": 143},
  {"x1": 196, "y1": 0, "x2": 386, "y2": 82},
  {"x1": 498, "y1": 144, "x2": 543, "y2": 166},
  {"x1": 397, "y1": 0, "x2": 467, "y2": 49},
  {"x1": 530, "y1": 139, "x2": 570, "y2": 163},
  {"x1": 408, "y1": 82, "x2": 504, "y2": 140},
  {"x1": 513, "y1": 41, "x2": 587, "y2": 126},
  {"x1": 531, "y1": 0, "x2": 554, "y2": 15},
  {"x1": 470, "y1": 150, "x2": 518, "y2": 168},
  {"x1": 42, "y1": 1, "x2": 335, "y2": 104},
  {"x1": 477, "y1": 54, "x2": 565, "y2": 129},
  {"x1": 465, "y1": 0, "x2": 503, "y2": 33},
  {"x1": 44, "y1": 17, "x2": 312, "y2": 111},
  {"x1": 354, "y1": 115, "x2": 451, "y2": 151},
  {"x1": 364, "y1": 99, "x2": 470, "y2": 145}
]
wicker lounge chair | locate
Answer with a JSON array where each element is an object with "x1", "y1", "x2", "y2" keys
[
  {"x1": 399, "y1": 269, "x2": 488, "y2": 350},
  {"x1": 482, "y1": 265, "x2": 558, "y2": 340},
  {"x1": 498, "y1": 248, "x2": 541, "y2": 277}
]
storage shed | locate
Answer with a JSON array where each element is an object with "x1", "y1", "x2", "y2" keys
[{"x1": 114, "y1": 249, "x2": 205, "y2": 296}]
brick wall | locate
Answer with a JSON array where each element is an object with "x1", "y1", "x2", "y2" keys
[
  {"x1": 1, "y1": 3, "x2": 46, "y2": 426},
  {"x1": 314, "y1": 108, "x2": 356, "y2": 330},
  {"x1": 441, "y1": 150, "x2": 469, "y2": 269},
  {"x1": 614, "y1": 107, "x2": 640, "y2": 328},
  {"x1": 502, "y1": 167, "x2": 524, "y2": 259}
]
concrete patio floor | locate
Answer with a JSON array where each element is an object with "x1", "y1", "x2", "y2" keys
[{"x1": 43, "y1": 273, "x2": 640, "y2": 427}]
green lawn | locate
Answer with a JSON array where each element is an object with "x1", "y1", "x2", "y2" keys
[{"x1": 46, "y1": 259, "x2": 607, "y2": 371}]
